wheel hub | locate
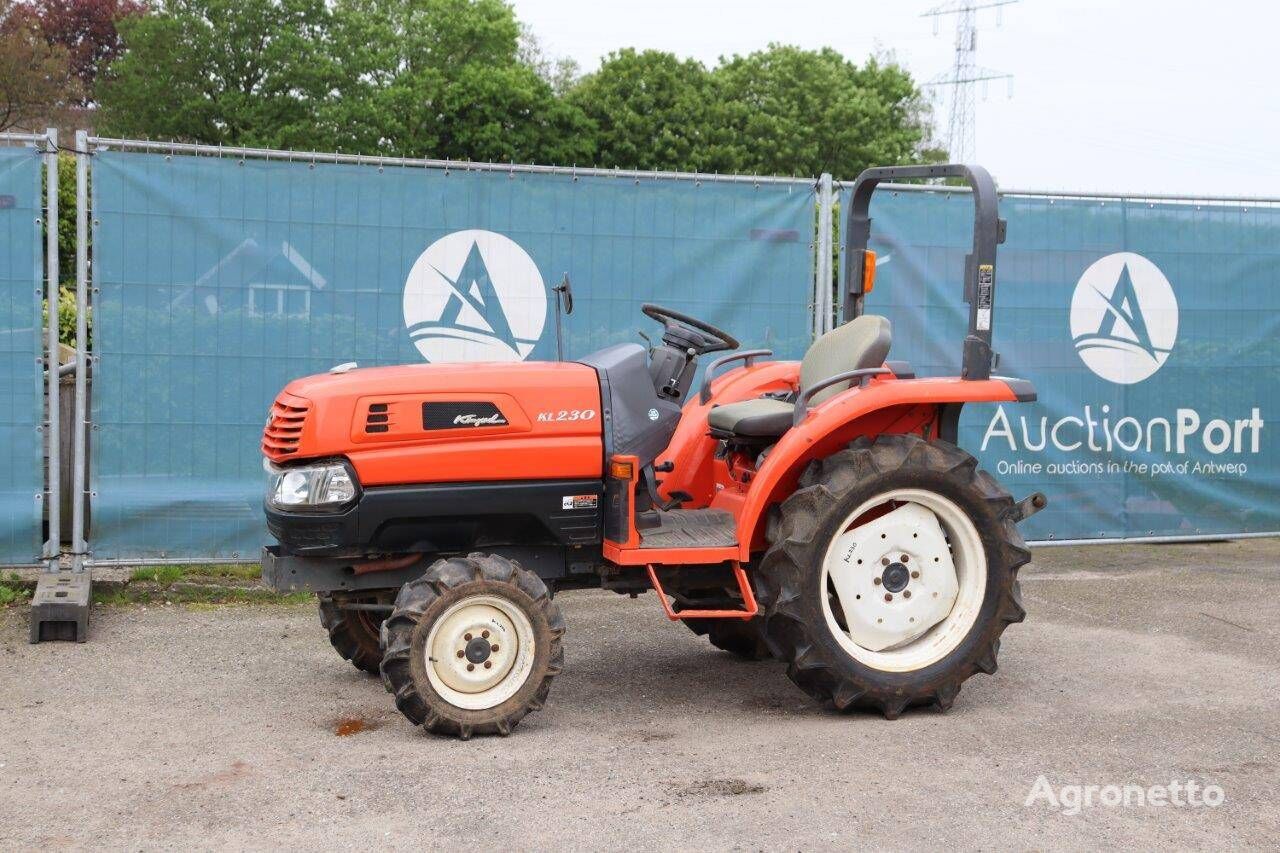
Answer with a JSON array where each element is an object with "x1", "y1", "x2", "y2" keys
[
  {"x1": 426, "y1": 598, "x2": 524, "y2": 702},
  {"x1": 881, "y1": 562, "x2": 910, "y2": 593},
  {"x1": 825, "y1": 502, "x2": 961, "y2": 652},
  {"x1": 464, "y1": 636, "x2": 492, "y2": 664}
]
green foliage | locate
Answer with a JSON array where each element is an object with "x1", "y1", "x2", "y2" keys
[
  {"x1": 314, "y1": 0, "x2": 593, "y2": 163},
  {"x1": 98, "y1": 0, "x2": 333, "y2": 147},
  {"x1": 566, "y1": 49, "x2": 730, "y2": 172},
  {"x1": 41, "y1": 287, "x2": 83, "y2": 348},
  {"x1": 95, "y1": 3, "x2": 942, "y2": 178},
  {"x1": 57, "y1": 152, "x2": 74, "y2": 281},
  {"x1": 710, "y1": 46, "x2": 939, "y2": 178},
  {"x1": 39, "y1": 151, "x2": 89, "y2": 348}
]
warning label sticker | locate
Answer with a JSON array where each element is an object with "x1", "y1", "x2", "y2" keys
[
  {"x1": 562, "y1": 494, "x2": 599, "y2": 510},
  {"x1": 976, "y1": 264, "x2": 994, "y2": 331}
]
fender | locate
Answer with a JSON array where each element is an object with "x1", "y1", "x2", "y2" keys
[{"x1": 727, "y1": 376, "x2": 1032, "y2": 556}]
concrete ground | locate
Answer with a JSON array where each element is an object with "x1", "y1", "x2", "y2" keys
[{"x1": 2, "y1": 540, "x2": 1277, "y2": 851}]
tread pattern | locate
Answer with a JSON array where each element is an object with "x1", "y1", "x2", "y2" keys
[
  {"x1": 756, "y1": 434, "x2": 1031, "y2": 719},
  {"x1": 379, "y1": 553, "x2": 565, "y2": 739},
  {"x1": 682, "y1": 616, "x2": 773, "y2": 660},
  {"x1": 317, "y1": 592, "x2": 393, "y2": 675}
]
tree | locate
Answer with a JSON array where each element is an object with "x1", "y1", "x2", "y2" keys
[
  {"x1": 710, "y1": 45, "x2": 940, "y2": 178},
  {"x1": 0, "y1": 1, "x2": 79, "y2": 131},
  {"x1": 518, "y1": 24, "x2": 579, "y2": 97},
  {"x1": 96, "y1": 0, "x2": 332, "y2": 147},
  {"x1": 315, "y1": 0, "x2": 593, "y2": 164},
  {"x1": 12, "y1": 0, "x2": 147, "y2": 104},
  {"x1": 565, "y1": 49, "x2": 733, "y2": 172}
]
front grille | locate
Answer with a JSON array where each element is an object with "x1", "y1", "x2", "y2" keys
[{"x1": 263, "y1": 396, "x2": 310, "y2": 459}]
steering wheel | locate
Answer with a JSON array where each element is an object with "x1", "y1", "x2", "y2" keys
[{"x1": 641, "y1": 303, "x2": 739, "y2": 355}]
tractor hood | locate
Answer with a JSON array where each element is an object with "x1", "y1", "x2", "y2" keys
[{"x1": 263, "y1": 361, "x2": 605, "y2": 486}]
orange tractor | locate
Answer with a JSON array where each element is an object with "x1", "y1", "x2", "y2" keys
[{"x1": 261, "y1": 165, "x2": 1045, "y2": 738}]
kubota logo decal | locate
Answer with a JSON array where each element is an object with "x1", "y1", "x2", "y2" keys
[
  {"x1": 1069, "y1": 252, "x2": 1177, "y2": 385},
  {"x1": 403, "y1": 229, "x2": 546, "y2": 362}
]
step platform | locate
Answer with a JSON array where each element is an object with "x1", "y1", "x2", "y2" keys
[
  {"x1": 638, "y1": 508, "x2": 737, "y2": 549},
  {"x1": 29, "y1": 571, "x2": 91, "y2": 643}
]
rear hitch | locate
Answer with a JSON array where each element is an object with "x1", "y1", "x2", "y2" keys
[{"x1": 1013, "y1": 492, "x2": 1048, "y2": 522}]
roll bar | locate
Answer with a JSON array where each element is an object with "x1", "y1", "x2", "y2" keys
[{"x1": 843, "y1": 163, "x2": 1006, "y2": 381}]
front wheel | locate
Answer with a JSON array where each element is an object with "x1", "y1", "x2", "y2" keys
[
  {"x1": 380, "y1": 553, "x2": 565, "y2": 739},
  {"x1": 757, "y1": 434, "x2": 1030, "y2": 719}
]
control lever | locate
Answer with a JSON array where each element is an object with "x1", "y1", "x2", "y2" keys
[{"x1": 552, "y1": 273, "x2": 573, "y2": 360}]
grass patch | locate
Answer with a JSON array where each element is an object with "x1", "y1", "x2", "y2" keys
[
  {"x1": 127, "y1": 563, "x2": 262, "y2": 584},
  {"x1": 0, "y1": 571, "x2": 32, "y2": 607},
  {"x1": 93, "y1": 584, "x2": 309, "y2": 607},
  {"x1": 98, "y1": 562, "x2": 290, "y2": 607},
  {"x1": 129, "y1": 565, "x2": 186, "y2": 585}
]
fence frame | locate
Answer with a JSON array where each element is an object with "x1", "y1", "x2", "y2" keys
[{"x1": 0, "y1": 130, "x2": 58, "y2": 569}]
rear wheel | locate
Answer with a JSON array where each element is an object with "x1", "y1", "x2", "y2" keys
[
  {"x1": 318, "y1": 591, "x2": 394, "y2": 675},
  {"x1": 380, "y1": 553, "x2": 565, "y2": 739},
  {"x1": 757, "y1": 434, "x2": 1030, "y2": 718}
]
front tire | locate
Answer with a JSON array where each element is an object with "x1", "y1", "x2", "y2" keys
[
  {"x1": 757, "y1": 434, "x2": 1030, "y2": 719},
  {"x1": 318, "y1": 591, "x2": 393, "y2": 675},
  {"x1": 380, "y1": 553, "x2": 565, "y2": 738}
]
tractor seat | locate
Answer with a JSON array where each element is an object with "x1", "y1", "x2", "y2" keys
[{"x1": 707, "y1": 315, "x2": 892, "y2": 441}]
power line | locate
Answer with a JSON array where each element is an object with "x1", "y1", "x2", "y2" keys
[{"x1": 922, "y1": 1, "x2": 1017, "y2": 162}]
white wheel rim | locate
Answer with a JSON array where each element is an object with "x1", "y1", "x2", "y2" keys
[
  {"x1": 820, "y1": 488, "x2": 986, "y2": 673},
  {"x1": 424, "y1": 594, "x2": 537, "y2": 711}
]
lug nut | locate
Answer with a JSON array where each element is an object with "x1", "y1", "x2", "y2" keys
[
  {"x1": 881, "y1": 557, "x2": 890, "y2": 566},
  {"x1": 884, "y1": 593, "x2": 893, "y2": 602},
  {"x1": 490, "y1": 644, "x2": 499, "y2": 652},
  {"x1": 466, "y1": 664, "x2": 475, "y2": 671},
  {"x1": 456, "y1": 650, "x2": 464, "y2": 658},
  {"x1": 911, "y1": 571, "x2": 920, "y2": 579},
  {"x1": 900, "y1": 554, "x2": 909, "y2": 562},
  {"x1": 484, "y1": 661, "x2": 492, "y2": 669},
  {"x1": 482, "y1": 630, "x2": 490, "y2": 639},
  {"x1": 464, "y1": 633, "x2": 473, "y2": 641},
  {"x1": 904, "y1": 590, "x2": 912, "y2": 599},
  {"x1": 873, "y1": 577, "x2": 882, "y2": 586}
]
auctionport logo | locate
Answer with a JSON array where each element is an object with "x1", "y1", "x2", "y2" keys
[
  {"x1": 981, "y1": 249, "x2": 1265, "y2": 476},
  {"x1": 1070, "y1": 252, "x2": 1177, "y2": 385},
  {"x1": 403, "y1": 229, "x2": 547, "y2": 363}
]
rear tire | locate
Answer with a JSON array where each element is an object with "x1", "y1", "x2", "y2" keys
[
  {"x1": 380, "y1": 553, "x2": 565, "y2": 739},
  {"x1": 678, "y1": 591, "x2": 771, "y2": 660},
  {"x1": 757, "y1": 434, "x2": 1030, "y2": 719},
  {"x1": 318, "y1": 591, "x2": 393, "y2": 675},
  {"x1": 683, "y1": 617, "x2": 772, "y2": 660}
]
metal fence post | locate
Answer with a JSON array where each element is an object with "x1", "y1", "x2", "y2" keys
[
  {"x1": 71, "y1": 131, "x2": 89, "y2": 572},
  {"x1": 42, "y1": 128, "x2": 59, "y2": 569},
  {"x1": 814, "y1": 173, "x2": 834, "y2": 336}
]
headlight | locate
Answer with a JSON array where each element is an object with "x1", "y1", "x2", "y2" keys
[{"x1": 267, "y1": 461, "x2": 359, "y2": 510}]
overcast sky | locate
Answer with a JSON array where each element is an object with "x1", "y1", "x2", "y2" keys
[{"x1": 511, "y1": 0, "x2": 1279, "y2": 198}]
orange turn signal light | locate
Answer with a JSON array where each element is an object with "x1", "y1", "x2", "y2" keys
[
  {"x1": 609, "y1": 460, "x2": 634, "y2": 480},
  {"x1": 862, "y1": 250, "x2": 877, "y2": 294}
]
